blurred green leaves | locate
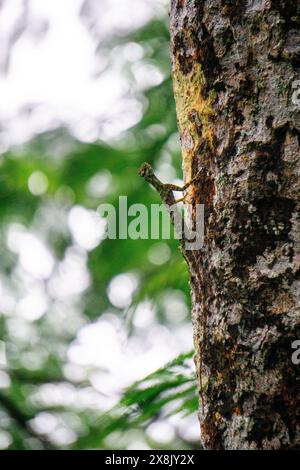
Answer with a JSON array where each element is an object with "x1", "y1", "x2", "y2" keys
[
  {"x1": 73, "y1": 351, "x2": 197, "y2": 450},
  {"x1": 0, "y1": 2, "x2": 198, "y2": 451}
]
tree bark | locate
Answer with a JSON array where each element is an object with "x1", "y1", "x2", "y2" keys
[{"x1": 170, "y1": 0, "x2": 300, "y2": 449}]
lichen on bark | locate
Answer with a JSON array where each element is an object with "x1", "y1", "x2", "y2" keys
[
  {"x1": 170, "y1": 0, "x2": 300, "y2": 449},
  {"x1": 173, "y1": 57, "x2": 215, "y2": 179}
]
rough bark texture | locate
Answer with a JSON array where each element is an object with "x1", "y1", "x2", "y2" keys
[{"x1": 170, "y1": 0, "x2": 300, "y2": 449}]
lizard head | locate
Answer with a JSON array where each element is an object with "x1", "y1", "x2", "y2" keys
[{"x1": 138, "y1": 162, "x2": 154, "y2": 181}]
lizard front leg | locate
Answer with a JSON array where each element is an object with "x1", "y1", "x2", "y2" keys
[{"x1": 164, "y1": 167, "x2": 204, "y2": 193}]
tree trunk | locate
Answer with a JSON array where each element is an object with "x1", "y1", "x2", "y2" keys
[{"x1": 170, "y1": 0, "x2": 300, "y2": 449}]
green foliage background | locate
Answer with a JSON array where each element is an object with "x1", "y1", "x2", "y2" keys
[{"x1": 0, "y1": 5, "x2": 198, "y2": 450}]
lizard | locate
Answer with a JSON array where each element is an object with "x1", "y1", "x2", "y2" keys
[
  {"x1": 138, "y1": 162, "x2": 203, "y2": 208},
  {"x1": 139, "y1": 162, "x2": 203, "y2": 253},
  {"x1": 139, "y1": 162, "x2": 207, "y2": 411}
]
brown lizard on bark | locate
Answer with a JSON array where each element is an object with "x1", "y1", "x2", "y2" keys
[
  {"x1": 139, "y1": 162, "x2": 206, "y2": 408},
  {"x1": 138, "y1": 162, "x2": 202, "y2": 207},
  {"x1": 138, "y1": 162, "x2": 204, "y2": 256}
]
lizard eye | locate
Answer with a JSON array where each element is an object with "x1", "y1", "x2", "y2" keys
[{"x1": 139, "y1": 163, "x2": 148, "y2": 177}]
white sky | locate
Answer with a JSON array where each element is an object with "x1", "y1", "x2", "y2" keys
[{"x1": 0, "y1": 0, "x2": 168, "y2": 149}]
